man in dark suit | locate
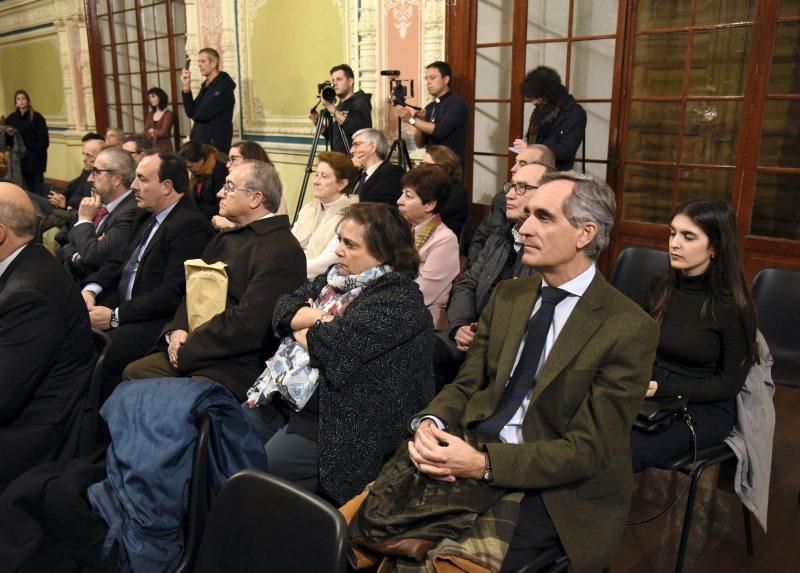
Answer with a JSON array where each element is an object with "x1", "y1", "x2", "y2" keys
[
  {"x1": 81, "y1": 150, "x2": 213, "y2": 397},
  {"x1": 60, "y1": 147, "x2": 140, "y2": 281},
  {"x1": 0, "y1": 183, "x2": 95, "y2": 492},
  {"x1": 122, "y1": 159, "x2": 307, "y2": 400},
  {"x1": 349, "y1": 128, "x2": 404, "y2": 205},
  {"x1": 408, "y1": 172, "x2": 660, "y2": 571}
]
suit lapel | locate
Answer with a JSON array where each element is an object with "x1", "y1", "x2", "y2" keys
[{"x1": 528, "y1": 274, "x2": 608, "y2": 405}]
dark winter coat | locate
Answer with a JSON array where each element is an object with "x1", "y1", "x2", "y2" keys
[{"x1": 183, "y1": 71, "x2": 236, "y2": 152}]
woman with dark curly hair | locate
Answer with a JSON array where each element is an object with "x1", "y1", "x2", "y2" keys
[
  {"x1": 143, "y1": 87, "x2": 174, "y2": 150},
  {"x1": 245, "y1": 202, "x2": 435, "y2": 504},
  {"x1": 512, "y1": 66, "x2": 586, "y2": 171}
]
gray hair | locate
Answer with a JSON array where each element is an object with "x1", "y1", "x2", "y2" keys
[
  {"x1": 239, "y1": 160, "x2": 282, "y2": 213},
  {"x1": 0, "y1": 197, "x2": 37, "y2": 238},
  {"x1": 539, "y1": 170, "x2": 616, "y2": 259},
  {"x1": 353, "y1": 128, "x2": 389, "y2": 160},
  {"x1": 97, "y1": 147, "x2": 136, "y2": 187},
  {"x1": 526, "y1": 144, "x2": 557, "y2": 172}
]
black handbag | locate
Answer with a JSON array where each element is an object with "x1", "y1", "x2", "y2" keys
[{"x1": 633, "y1": 395, "x2": 689, "y2": 434}]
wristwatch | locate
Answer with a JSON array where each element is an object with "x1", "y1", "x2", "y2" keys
[
  {"x1": 408, "y1": 117, "x2": 416, "y2": 126},
  {"x1": 110, "y1": 308, "x2": 120, "y2": 329},
  {"x1": 481, "y1": 452, "x2": 493, "y2": 482}
]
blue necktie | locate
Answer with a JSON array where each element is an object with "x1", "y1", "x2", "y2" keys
[
  {"x1": 476, "y1": 286, "x2": 571, "y2": 442},
  {"x1": 118, "y1": 216, "x2": 157, "y2": 302}
]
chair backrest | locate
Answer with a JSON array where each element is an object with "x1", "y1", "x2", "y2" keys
[
  {"x1": 609, "y1": 246, "x2": 669, "y2": 309},
  {"x1": 750, "y1": 267, "x2": 800, "y2": 387},
  {"x1": 194, "y1": 469, "x2": 348, "y2": 573},
  {"x1": 77, "y1": 329, "x2": 112, "y2": 456},
  {"x1": 173, "y1": 413, "x2": 212, "y2": 573}
]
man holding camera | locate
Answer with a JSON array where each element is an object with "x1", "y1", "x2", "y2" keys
[
  {"x1": 394, "y1": 61, "x2": 467, "y2": 165},
  {"x1": 181, "y1": 47, "x2": 236, "y2": 153},
  {"x1": 308, "y1": 64, "x2": 372, "y2": 154}
]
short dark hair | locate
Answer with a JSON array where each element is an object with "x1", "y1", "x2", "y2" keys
[
  {"x1": 426, "y1": 61, "x2": 452, "y2": 79},
  {"x1": 178, "y1": 141, "x2": 214, "y2": 163},
  {"x1": 401, "y1": 164, "x2": 451, "y2": 214},
  {"x1": 82, "y1": 132, "x2": 105, "y2": 143},
  {"x1": 519, "y1": 66, "x2": 567, "y2": 104},
  {"x1": 231, "y1": 140, "x2": 273, "y2": 165},
  {"x1": 340, "y1": 203, "x2": 420, "y2": 277},
  {"x1": 147, "y1": 150, "x2": 190, "y2": 195},
  {"x1": 329, "y1": 64, "x2": 354, "y2": 79},
  {"x1": 147, "y1": 87, "x2": 169, "y2": 111},
  {"x1": 317, "y1": 151, "x2": 357, "y2": 194},
  {"x1": 122, "y1": 135, "x2": 153, "y2": 153}
]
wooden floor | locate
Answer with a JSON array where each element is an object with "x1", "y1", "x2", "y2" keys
[{"x1": 614, "y1": 384, "x2": 800, "y2": 573}]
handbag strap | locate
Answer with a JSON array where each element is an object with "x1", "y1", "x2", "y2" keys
[{"x1": 626, "y1": 405, "x2": 696, "y2": 528}]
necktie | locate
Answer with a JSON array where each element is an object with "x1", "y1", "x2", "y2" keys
[
  {"x1": 476, "y1": 286, "x2": 571, "y2": 442},
  {"x1": 354, "y1": 170, "x2": 367, "y2": 195},
  {"x1": 93, "y1": 206, "x2": 109, "y2": 230},
  {"x1": 118, "y1": 216, "x2": 157, "y2": 302}
]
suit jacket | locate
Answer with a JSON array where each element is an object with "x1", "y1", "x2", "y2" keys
[
  {"x1": 62, "y1": 193, "x2": 141, "y2": 280},
  {"x1": 159, "y1": 215, "x2": 307, "y2": 399},
  {"x1": 357, "y1": 161, "x2": 404, "y2": 205},
  {"x1": 84, "y1": 194, "x2": 214, "y2": 325},
  {"x1": 0, "y1": 244, "x2": 95, "y2": 491},
  {"x1": 419, "y1": 273, "x2": 659, "y2": 572}
]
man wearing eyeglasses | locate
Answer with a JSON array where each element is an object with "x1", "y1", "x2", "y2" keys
[
  {"x1": 122, "y1": 160, "x2": 306, "y2": 401},
  {"x1": 433, "y1": 163, "x2": 549, "y2": 390},
  {"x1": 59, "y1": 148, "x2": 140, "y2": 281},
  {"x1": 80, "y1": 150, "x2": 213, "y2": 398}
]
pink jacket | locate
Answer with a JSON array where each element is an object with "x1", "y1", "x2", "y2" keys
[{"x1": 415, "y1": 219, "x2": 460, "y2": 329}]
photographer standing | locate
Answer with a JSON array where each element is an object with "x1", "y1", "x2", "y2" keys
[
  {"x1": 181, "y1": 47, "x2": 236, "y2": 153},
  {"x1": 394, "y1": 61, "x2": 467, "y2": 166},
  {"x1": 309, "y1": 64, "x2": 372, "y2": 154}
]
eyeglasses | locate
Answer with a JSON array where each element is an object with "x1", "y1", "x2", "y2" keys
[
  {"x1": 90, "y1": 168, "x2": 114, "y2": 176},
  {"x1": 227, "y1": 155, "x2": 243, "y2": 165},
  {"x1": 221, "y1": 180, "x2": 258, "y2": 197},
  {"x1": 503, "y1": 181, "x2": 538, "y2": 196}
]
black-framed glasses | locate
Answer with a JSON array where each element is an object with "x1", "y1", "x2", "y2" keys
[
  {"x1": 226, "y1": 154, "x2": 244, "y2": 165},
  {"x1": 503, "y1": 181, "x2": 538, "y2": 196},
  {"x1": 90, "y1": 168, "x2": 114, "y2": 176},
  {"x1": 221, "y1": 181, "x2": 258, "y2": 197}
]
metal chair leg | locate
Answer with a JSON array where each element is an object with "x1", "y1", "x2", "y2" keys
[
  {"x1": 674, "y1": 464, "x2": 705, "y2": 573},
  {"x1": 742, "y1": 505, "x2": 754, "y2": 555}
]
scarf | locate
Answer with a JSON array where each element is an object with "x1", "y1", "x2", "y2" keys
[
  {"x1": 525, "y1": 101, "x2": 558, "y2": 144},
  {"x1": 414, "y1": 215, "x2": 442, "y2": 251},
  {"x1": 247, "y1": 263, "x2": 393, "y2": 411}
]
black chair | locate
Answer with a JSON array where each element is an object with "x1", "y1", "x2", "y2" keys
[
  {"x1": 193, "y1": 469, "x2": 348, "y2": 573},
  {"x1": 608, "y1": 246, "x2": 669, "y2": 308},
  {"x1": 174, "y1": 413, "x2": 212, "y2": 573},
  {"x1": 77, "y1": 329, "x2": 111, "y2": 456},
  {"x1": 750, "y1": 267, "x2": 800, "y2": 387},
  {"x1": 657, "y1": 443, "x2": 754, "y2": 573}
]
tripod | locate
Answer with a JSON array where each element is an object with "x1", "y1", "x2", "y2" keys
[
  {"x1": 385, "y1": 114, "x2": 413, "y2": 172},
  {"x1": 294, "y1": 108, "x2": 351, "y2": 222}
]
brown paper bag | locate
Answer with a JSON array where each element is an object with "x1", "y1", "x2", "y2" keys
[{"x1": 184, "y1": 259, "x2": 228, "y2": 332}]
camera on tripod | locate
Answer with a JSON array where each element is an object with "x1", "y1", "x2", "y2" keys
[
  {"x1": 380, "y1": 70, "x2": 414, "y2": 107},
  {"x1": 317, "y1": 81, "x2": 336, "y2": 104}
]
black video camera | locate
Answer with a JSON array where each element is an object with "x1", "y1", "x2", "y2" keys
[
  {"x1": 317, "y1": 81, "x2": 336, "y2": 104},
  {"x1": 381, "y1": 70, "x2": 415, "y2": 107}
]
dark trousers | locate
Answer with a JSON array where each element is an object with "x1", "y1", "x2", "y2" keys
[
  {"x1": 242, "y1": 403, "x2": 319, "y2": 494},
  {"x1": 101, "y1": 319, "x2": 166, "y2": 401},
  {"x1": 23, "y1": 171, "x2": 45, "y2": 195},
  {"x1": 499, "y1": 492, "x2": 560, "y2": 573},
  {"x1": 433, "y1": 331, "x2": 466, "y2": 392},
  {"x1": 630, "y1": 400, "x2": 737, "y2": 473}
]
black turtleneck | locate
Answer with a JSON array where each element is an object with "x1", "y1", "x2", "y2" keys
[{"x1": 647, "y1": 272, "x2": 751, "y2": 402}]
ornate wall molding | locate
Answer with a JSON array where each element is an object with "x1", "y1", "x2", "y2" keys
[{"x1": 385, "y1": 0, "x2": 422, "y2": 40}]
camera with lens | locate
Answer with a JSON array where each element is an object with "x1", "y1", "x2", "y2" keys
[
  {"x1": 380, "y1": 70, "x2": 415, "y2": 108},
  {"x1": 317, "y1": 81, "x2": 336, "y2": 104}
]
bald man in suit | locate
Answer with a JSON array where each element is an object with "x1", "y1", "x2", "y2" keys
[{"x1": 0, "y1": 183, "x2": 95, "y2": 492}]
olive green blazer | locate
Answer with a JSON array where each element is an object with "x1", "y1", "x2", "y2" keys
[{"x1": 419, "y1": 271, "x2": 659, "y2": 572}]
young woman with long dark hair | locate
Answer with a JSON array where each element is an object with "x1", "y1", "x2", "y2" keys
[
  {"x1": 631, "y1": 198, "x2": 758, "y2": 472},
  {"x1": 143, "y1": 87, "x2": 174, "y2": 150},
  {"x1": 3, "y1": 89, "x2": 49, "y2": 194}
]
